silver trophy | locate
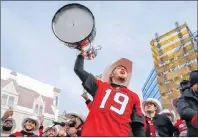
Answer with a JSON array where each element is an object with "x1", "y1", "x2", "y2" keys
[{"x1": 52, "y1": 3, "x2": 101, "y2": 60}]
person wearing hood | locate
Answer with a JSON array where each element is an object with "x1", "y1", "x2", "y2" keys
[
  {"x1": 81, "y1": 92, "x2": 93, "y2": 111},
  {"x1": 9, "y1": 116, "x2": 40, "y2": 137},
  {"x1": 1, "y1": 109, "x2": 16, "y2": 136},
  {"x1": 142, "y1": 98, "x2": 174, "y2": 137},
  {"x1": 74, "y1": 54, "x2": 145, "y2": 136},
  {"x1": 159, "y1": 109, "x2": 176, "y2": 124},
  {"x1": 176, "y1": 70, "x2": 198, "y2": 137}
]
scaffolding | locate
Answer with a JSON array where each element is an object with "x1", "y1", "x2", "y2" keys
[{"x1": 150, "y1": 22, "x2": 197, "y2": 113}]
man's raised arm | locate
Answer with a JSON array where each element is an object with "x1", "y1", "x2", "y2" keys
[{"x1": 74, "y1": 54, "x2": 98, "y2": 98}]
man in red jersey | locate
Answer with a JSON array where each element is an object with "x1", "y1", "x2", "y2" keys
[{"x1": 74, "y1": 54, "x2": 145, "y2": 136}]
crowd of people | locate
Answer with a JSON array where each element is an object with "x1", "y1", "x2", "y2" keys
[{"x1": 1, "y1": 54, "x2": 198, "y2": 137}]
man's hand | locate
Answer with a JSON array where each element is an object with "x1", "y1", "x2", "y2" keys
[
  {"x1": 2, "y1": 109, "x2": 13, "y2": 121},
  {"x1": 191, "y1": 114, "x2": 198, "y2": 128},
  {"x1": 81, "y1": 92, "x2": 89, "y2": 101}
]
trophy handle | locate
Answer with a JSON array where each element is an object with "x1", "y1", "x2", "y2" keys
[
  {"x1": 95, "y1": 45, "x2": 102, "y2": 50},
  {"x1": 76, "y1": 44, "x2": 102, "y2": 60}
]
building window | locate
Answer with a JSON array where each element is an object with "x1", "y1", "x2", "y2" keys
[
  {"x1": 1, "y1": 94, "x2": 8, "y2": 105},
  {"x1": 39, "y1": 105, "x2": 43, "y2": 116},
  {"x1": 35, "y1": 104, "x2": 39, "y2": 114},
  {"x1": 7, "y1": 96, "x2": 15, "y2": 107},
  {"x1": 55, "y1": 96, "x2": 58, "y2": 106}
]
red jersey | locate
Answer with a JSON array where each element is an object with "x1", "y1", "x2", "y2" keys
[
  {"x1": 174, "y1": 120, "x2": 187, "y2": 134},
  {"x1": 81, "y1": 80, "x2": 143, "y2": 136},
  {"x1": 146, "y1": 117, "x2": 156, "y2": 137}
]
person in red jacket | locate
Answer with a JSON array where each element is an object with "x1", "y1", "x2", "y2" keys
[
  {"x1": 74, "y1": 55, "x2": 145, "y2": 136},
  {"x1": 9, "y1": 116, "x2": 40, "y2": 137},
  {"x1": 81, "y1": 92, "x2": 93, "y2": 111}
]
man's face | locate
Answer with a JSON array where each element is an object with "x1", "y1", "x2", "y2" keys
[
  {"x1": 46, "y1": 128, "x2": 56, "y2": 137},
  {"x1": 2, "y1": 120, "x2": 13, "y2": 131},
  {"x1": 69, "y1": 116, "x2": 83, "y2": 128},
  {"x1": 111, "y1": 66, "x2": 128, "y2": 82},
  {"x1": 24, "y1": 120, "x2": 36, "y2": 132},
  {"x1": 192, "y1": 83, "x2": 198, "y2": 92},
  {"x1": 144, "y1": 102, "x2": 157, "y2": 113}
]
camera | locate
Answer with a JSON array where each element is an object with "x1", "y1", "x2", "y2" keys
[{"x1": 180, "y1": 80, "x2": 190, "y2": 94}]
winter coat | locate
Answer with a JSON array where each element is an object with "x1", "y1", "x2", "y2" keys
[
  {"x1": 176, "y1": 88, "x2": 198, "y2": 137},
  {"x1": 145, "y1": 114, "x2": 174, "y2": 137}
]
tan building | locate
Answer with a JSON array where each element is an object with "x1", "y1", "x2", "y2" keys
[
  {"x1": 150, "y1": 22, "x2": 198, "y2": 113},
  {"x1": 1, "y1": 67, "x2": 61, "y2": 132}
]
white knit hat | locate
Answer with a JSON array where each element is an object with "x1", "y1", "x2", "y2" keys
[{"x1": 65, "y1": 112, "x2": 86, "y2": 122}]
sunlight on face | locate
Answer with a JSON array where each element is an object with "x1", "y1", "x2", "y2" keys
[{"x1": 111, "y1": 66, "x2": 128, "y2": 82}]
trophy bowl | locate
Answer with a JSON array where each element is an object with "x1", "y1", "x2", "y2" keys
[{"x1": 52, "y1": 3, "x2": 101, "y2": 60}]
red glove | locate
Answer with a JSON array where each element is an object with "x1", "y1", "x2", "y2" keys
[{"x1": 191, "y1": 114, "x2": 198, "y2": 128}]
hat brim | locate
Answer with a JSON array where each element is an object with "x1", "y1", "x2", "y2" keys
[
  {"x1": 101, "y1": 58, "x2": 132, "y2": 87},
  {"x1": 65, "y1": 112, "x2": 86, "y2": 122},
  {"x1": 142, "y1": 98, "x2": 162, "y2": 114},
  {"x1": 22, "y1": 117, "x2": 40, "y2": 131}
]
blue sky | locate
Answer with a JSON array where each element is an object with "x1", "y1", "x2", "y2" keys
[{"x1": 1, "y1": 1, "x2": 197, "y2": 116}]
